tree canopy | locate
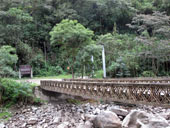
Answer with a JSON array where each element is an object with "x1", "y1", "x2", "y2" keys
[
  {"x1": 0, "y1": 45, "x2": 18, "y2": 77},
  {"x1": 50, "y1": 19, "x2": 94, "y2": 78},
  {"x1": 0, "y1": 0, "x2": 170, "y2": 78}
]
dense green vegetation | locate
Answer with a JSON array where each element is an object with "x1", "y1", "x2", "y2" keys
[
  {"x1": 0, "y1": 0, "x2": 170, "y2": 78},
  {"x1": 0, "y1": 78, "x2": 38, "y2": 107}
]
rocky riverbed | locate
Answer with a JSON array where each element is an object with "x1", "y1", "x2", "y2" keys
[{"x1": 0, "y1": 101, "x2": 170, "y2": 128}]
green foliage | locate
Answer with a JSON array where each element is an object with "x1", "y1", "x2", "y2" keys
[
  {"x1": 32, "y1": 98, "x2": 46, "y2": 105},
  {"x1": 38, "y1": 65, "x2": 64, "y2": 77},
  {"x1": 127, "y1": 11, "x2": 170, "y2": 38},
  {"x1": 72, "y1": 0, "x2": 136, "y2": 34},
  {"x1": 16, "y1": 42, "x2": 32, "y2": 64},
  {"x1": 50, "y1": 19, "x2": 94, "y2": 47},
  {"x1": 0, "y1": 110, "x2": 12, "y2": 121},
  {"x1": 94, "y1": 70, "x2": 103, "y2": 78},
  {"x1": 33, "y1": 74, "x2": 72, "y2": 79},
  {"x1": 97, "y1": 33, "x2": 137, "y2": 77},
  {"x1": 7, "y1": 8, "x2": 33, "y2": 22},
  {"x1": 76, "y1": 44, "x2": 102, "y2": 77},
  {"x1": 153, "y1": 0, "x2": 170, "y2": 15},
  {"x1": 131, "y1": 0, "x2": 156, "y2": 14},
  {"x1": 50, "y1": 19, "x2": 94, "y2": 78},
  {"x1": 0, "y1": 0, "x2": 170, "y2": 78},
  {"x1": 141, "y1": 71, "x2": 156, "y2": 77},
  {"x1": 0, "y1": 78, "x2": 36, "y2": 107},
  {"x1": 0, "y1": 45, "x2": 18, "y2": 77},
  {"x1": 0, "y1": 8, "x2": 33, "y2": 45},
  {"x1": 108, "y1": 57, "x2": 131, "y2": 77},
  {"x1": 29, "y1": 52, "x2": 45, "y2": 75},
  {"x1": 127, "y1": 12, "x2": 170, "y2": 76},
  {"x1": 66, "y1": 98, "x2": 82, "y2": 105}
]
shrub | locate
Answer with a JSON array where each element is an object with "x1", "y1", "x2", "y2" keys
[
  {"x1": 29, "y1": 53, "x2": 45, "y2": 75},
  {"x1": 108, "y1": 57, "x2": 131, "y2": 77},
  {"x1": 141, "y1": 71, "x2": 156, "y2": 77},
  {"x1": 37, "y1": 65, "x2": 64, "y2": 77},
  {"x1": 94, "y1": 70, "x2": 103, "y2": 78},
  {"x1": 0, "y1": 78, "x2": 36, "y2": 107}
]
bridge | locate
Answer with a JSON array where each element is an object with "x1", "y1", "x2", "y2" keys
[{"x1": 40, "y1": 78, "x2": 170, "y2": 107}]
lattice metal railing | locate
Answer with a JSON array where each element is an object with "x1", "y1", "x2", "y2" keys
[
  {"x1": 40, "y1": 80, "x2": 170, "y2": 107},
  {"x1": 63, "y1": 78, "x2": 170, "y2": 83}
]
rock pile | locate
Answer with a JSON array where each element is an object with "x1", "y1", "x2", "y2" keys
[{"x1": 1, "y1": 103, "x2": 170, "y2": 128}]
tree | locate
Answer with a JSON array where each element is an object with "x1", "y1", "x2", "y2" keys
[
  {"x1": 0, "y1": 8, "x2": 33, "y2": 65},
  {"x1": 127, "y1": 11, "x2": 170, "y2": 38},
  {"x1": 0, "y1": 45, "x2": 18, "y2": 77},
  {"x1": 128, "y1": 11, "x2": 170, "y2": 76},
  {"x1": 76, "y1": 44, "x2": 102, "y2": 78},
  {"x1": 97, "y1": 33, "x2": 138, "y2": 77},
  {"x1": 73, "y1": 0, "x2": 135, "y2": 34},
  {"x1": 131, "y1": 0, "x2": 156, "y2": 14},
  {"x1": 50, "y1": 19, "x2": 94, "y2": 78},
  {"x1": 153, "y1": 0, "x2": 170, "y2": 15},
  {"x1": 0, "y1": 8, "x2": 33, "y2": 45}
]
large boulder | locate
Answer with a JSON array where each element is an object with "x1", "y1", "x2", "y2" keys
[
  {"x1": 122, "y1": 110, "x2": 170, "y2": 128},
  {"x1": 108, "y1": 107, "x2": 129, "y2": 117},
  {"x1": 0, "y1": 123, "x2": 5, "y2": 128},
  {"x1": 92, "y1": 110, "x2": 122, "y2": 128},
  {"x1": 85, "y1": 114, "x2": 96, "y2": 122}
]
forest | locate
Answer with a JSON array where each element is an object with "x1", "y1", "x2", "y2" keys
[{"x1": 0, "y1": 0, "x2": 170, "y2": 78}]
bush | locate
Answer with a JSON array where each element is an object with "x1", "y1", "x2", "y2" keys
[
  {"x1": 38, "y1": 65, "x2": 64, "y2": 77},
  {"x1": 0, "y1": 78, "x2": 36, "y2": 107},
  {"x1": 29, "y1": 53, "x2": 45, "y2": 75},
  {"x1": 108, "y1": 57, "x2": 131, "y2": 77},
  {"x1": 141, "y1": 71, "x2": 156, "y2": 77},
  {"x1": 94, "y1": 70, "x2": 103, "y2": 78}
]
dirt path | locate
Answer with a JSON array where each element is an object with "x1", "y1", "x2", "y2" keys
[{"x1": 16, "y1": 78, "x2": 62, "y2": 85}]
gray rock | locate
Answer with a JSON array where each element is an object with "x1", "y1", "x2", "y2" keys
[
  {"x1": 93, "y1": 110, "x2": 122, "y2": 128},
  {"x1": 36, "y1": 125, "x2": 43, "y2": 128},
  {"x1": 78, "y1": 109, "x2": 84, "y2": 113},
  {"x1": 77, "y1": 122, "x2": 93, "y2": 128},
  {"x1": 122, "y1": 110, "x2": 170, "y2": 128},
  {"x1": 0, "y1": 123, "x2": 5, "y2": 128},
  {"x1": 85, "y1": 121, "x2": 93, "y2": 128},
  {"x1": 85, "y1": 114, "x2": 96, "y2": 122},
  {"x1": 93, "y1": 108, "x2": 101, "y2": 115},
  {"x1": 20, "y1": 122, "x2": 27, "y2": 128},
  {"x1": 27, "y1": 117, "x2": 38, "y2": 125},
  {"x1": 70, "y1": 118, "x2": 76, "y2": 124},
  {"x1": 108, "y1": 107, "x2": 129, "y2": 117},
  {"x1": 81, "y1": 114, "x2": 85, "y2": 120},
  {"x1": 160, "y1": 112, "x2": 170, "y2": 120},
  {"x1": 57, "y1": 122, "x2": 69, "y2": 128},
  {"x1": 4, "y1": 102, "x2": 170, "y2": 128},
  {"x1": 53, "y1": 117, "x2": 62, "y2": 124},
  {"x1": 31, "y1": 106, "x2": 38, "y2": 112},
  {"x1": 77, "y1": 123, "x2": 84, "y2": 127},
  {"x1": 57, "y1": 110, "x2": 64, "y2": 117},
  {"x1": 43, "y1": 123, "x2": 48, "y2": 128}
]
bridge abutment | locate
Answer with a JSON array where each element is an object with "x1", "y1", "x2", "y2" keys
[{"x1": 34, "y1": 86, "x2": 85, "y2": 102}]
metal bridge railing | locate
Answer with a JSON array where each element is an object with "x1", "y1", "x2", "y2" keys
[
  {"x1": 63, "y1": 78, "x2": 170, "y2": 83},
  {"x1": 40, "y1": 80, "x2": 170, "y2": 107}
]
